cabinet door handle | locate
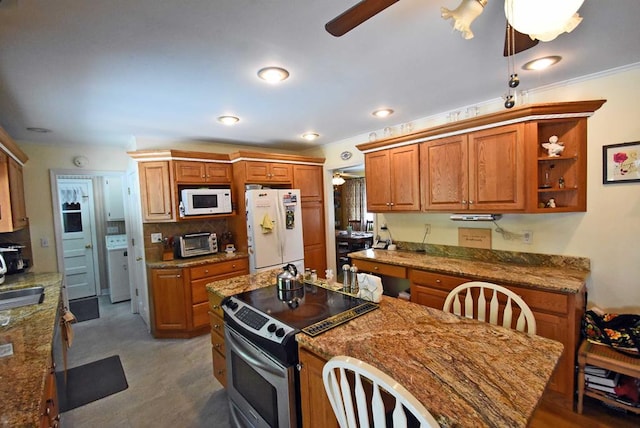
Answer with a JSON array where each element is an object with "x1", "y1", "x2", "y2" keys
[
  {"x1": 436, "y1": 279, "x2": 442, "y2": 283},
  {"x1": 389, "y1": 202, "x2": 394, "y2": 206},
  {"x1": 461, "y1": 200, "x2": 467, "y2": 204},
  {"x1": 212, "y1": 304, "x2": 220, "y2": 310},
  {"x1": 176, "y1": 274, "x2": 181, "y2": 278},
  {"x1": 468, "y1": 200, "x2": 474, "y2": 204},
  {"x1": 373, "y1": 266, "x2": 379, "y2": 270},
  {"x1": 204, "y1": 269, "x2": 209, "y2": 274}
]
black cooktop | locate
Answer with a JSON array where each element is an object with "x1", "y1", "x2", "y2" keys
[{"x1": 231, "y1": 282, "x2": 378, "y2": 337}]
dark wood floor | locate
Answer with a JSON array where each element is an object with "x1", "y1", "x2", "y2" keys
[{"x1": 530, "y1": 391, "x2": 640, "y2": 427}]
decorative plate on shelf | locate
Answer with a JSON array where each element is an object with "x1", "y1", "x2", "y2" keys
[{"x1": 340, "y1": 151, "x2": 352, "y2": 160}]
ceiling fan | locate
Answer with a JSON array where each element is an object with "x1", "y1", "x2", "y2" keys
[{"x1": 326, "y1": 0, "x2": 583, "y2": 56}]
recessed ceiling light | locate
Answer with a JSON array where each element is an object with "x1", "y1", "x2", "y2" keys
[
  {"x1": 372, "y1": 109, "x2": 394, "y2": 118},
  {"x1": 217, "y1": 115, "x2": 240, "y2": 125},
  {"x1": 522, "y1": 55, "x2": 562, "y2": 71},
  {"x1": 26, "y1": 127, "x2": 52, "y2": 133},
  {"x1": 301, "y1": 132, "x2": 319, "y2": 141},
  {"x1": 257, "y1": 67, "x2": 290, "y2": 83}
]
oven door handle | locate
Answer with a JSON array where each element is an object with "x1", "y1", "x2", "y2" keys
[{"x1": 227, "y1": 328, "x2": 286, "y2": 377}]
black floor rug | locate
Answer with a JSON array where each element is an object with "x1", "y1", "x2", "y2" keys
[
  {"x1": 69, "y1": 296, "x2": 100, "y2": 322},
  {"x1": 56, "y1": 355, "x2": 128, "y2": 412}
]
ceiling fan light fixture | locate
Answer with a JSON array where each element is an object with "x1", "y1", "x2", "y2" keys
[
  {"x1": 522, "y1": 56, "x2": 562, "y2": 71},
  {"x1": 372, "y1": 108, "x2": 394, "y2": 118},
  {"x1": 301, "y1": 132, "x2": 319, "y2": 141},
  {"x1": 332, "y1": 174, "x2": 346, "y2": 186},
  {"x1": 504, "y1": 0, "x2": 584, "y2": 42},
  {"x1": 217, "y1": 115, "x2": 240, "y2": 125},
  {"x1": 257, "y1": 67, "x2": 290, "y2": 83},
  {"x1": 440, "y1": 0, "x2": 487, "y2": 40}
]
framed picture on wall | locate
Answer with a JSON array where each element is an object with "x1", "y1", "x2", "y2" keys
[{"x1": 603, "y1": 141, "x2": 640, "y2": 184}]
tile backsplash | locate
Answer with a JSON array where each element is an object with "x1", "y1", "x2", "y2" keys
[{"x1": 142, "y1": 219, "x2": 231, "y2": 261}]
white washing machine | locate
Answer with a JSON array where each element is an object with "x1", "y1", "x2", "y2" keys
[{"x1": 105, "y1": 234, "x2": 130, "y2": 303}]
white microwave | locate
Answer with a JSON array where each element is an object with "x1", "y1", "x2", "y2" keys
[{"x1": 180, "y1": 188, "x2": 232, "y2": 216}]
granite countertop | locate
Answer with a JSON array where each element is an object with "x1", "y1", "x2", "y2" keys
[
  {"x1": 296, "y1": 296, "x2": 564, "y2": 428},
  {"x1": 0, "y1": 272, "x2": 63, "y2": 427},
  {"x1": 349, "y1": 248, "x2": 588, "y2": 294},
  {"x1": 206, "y1": 271, "x2": 563, "y2": 427},
  {"x1": 146, "y1": 251, "x2": 248, "y2": 269},
  {"x1": 205, "y1": 268, "x2": 280, "y2": 298}
]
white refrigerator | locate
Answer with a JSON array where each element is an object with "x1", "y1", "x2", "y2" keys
[{"x1": 246, "y1": 189, "x2": 305, "y2": 273}]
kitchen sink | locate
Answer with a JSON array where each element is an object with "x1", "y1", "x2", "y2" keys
[{"x1": 0, "y1": 286, "x2": 45, "y2": 311}]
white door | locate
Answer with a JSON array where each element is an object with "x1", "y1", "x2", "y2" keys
[
  {"x1": 58, "y1": 179, "x2": 100, "y2": 300},
  {"x1": 126, "y1": 169, "x2": 150, "y2": 328}
]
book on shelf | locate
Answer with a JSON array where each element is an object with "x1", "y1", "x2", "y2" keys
[
  {"x1": 585, "y1": 370, "x2": 621, "y2": 387},
  {"x1": 584, "y1": 364, "x2": 609, "y2": 377},
  {"x1": 586, "y1": 382, "x2": 617, "y2": 394}
]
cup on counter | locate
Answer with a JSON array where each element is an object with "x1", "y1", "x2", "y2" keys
[{"x1": 225, "y1": 244, "x2": 236, "y2": 256}]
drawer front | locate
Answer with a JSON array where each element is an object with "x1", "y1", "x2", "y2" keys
[
  {"x1": 410, "y1": 284, "x2": 449, "y2": 309},
  {"x1": 190, "y1": 258, "x2": 249, "y2": 280},
  {"x1": 191, "y1": 278, "x2": 210, "y2": 304},
  {"x1": 211, "y1": 329, "x2": 225, "y2": 355},
  {"x1": 209, "y1": 310, "x2": 224, "y2": 336},
  {"x1": 193, "y1": 302, "x2": 209, "y2": 328},
  {"x1": 507, "y1": 285, "x2": 569, "y2": 315},
  {"x1": 212, "y1": 348, "x2": 227, "y2": 387},
  {"x1": 351, "y1": 259, "x2": 407, "y2": 278},
  {"x1": 409, "y1": 269, "x2": 466, "y2": 292}
]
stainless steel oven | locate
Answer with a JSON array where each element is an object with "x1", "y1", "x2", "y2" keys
[
  {"x1": 222, "y1": 282, "x2": 379, "y2": 428},
  {"x1": 225, "y1": 325, "x2": 298, "y2": 428}
]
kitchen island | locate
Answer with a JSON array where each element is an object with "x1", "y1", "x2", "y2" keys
[
  {"x1": 0, "y1": 272, "x2": 63, "y2": 427},
  {"x1": 206, "y1": 270, "x2": 564, "y2": 427}
]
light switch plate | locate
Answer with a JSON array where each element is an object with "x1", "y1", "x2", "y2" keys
[
  {"x1": 151, "y1": 233, "x2": 163, "y2": 243},
  {"x1": 0, "y1": 343, "x2": 14, "y2": 358}
]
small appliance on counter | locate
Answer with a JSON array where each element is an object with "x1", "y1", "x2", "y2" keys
[
  {"x1": 175, "y1": 232, "x2": 218, "y2": 258},
  {"x1": 0, "y1": 253, "x2": 7, "y2": 285},
  {"x1": 0, "y1": 244, "x2": 27, "y2": 274}
]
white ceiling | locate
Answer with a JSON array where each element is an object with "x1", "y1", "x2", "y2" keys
[{"x1": 1, "y1": 0, "x2": 639, "y2": 151}]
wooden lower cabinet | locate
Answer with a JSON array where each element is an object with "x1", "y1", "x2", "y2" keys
[
  {"x1": 149, "y1": 257, "x2": 248, "y2": 338},
  {"x1": 298, "y1": 347, "x2": 338, "y2": 428},
  {"x1": 409, "y1": 268, "x2": 584, "y2": 408},
  {"x1": 209, "y1": 308, "x2": 227, "y2": 387}
]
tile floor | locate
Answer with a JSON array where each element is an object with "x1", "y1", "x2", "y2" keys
[{"x1": 54, "y1": 296, "x2": 232, "y2": 427}]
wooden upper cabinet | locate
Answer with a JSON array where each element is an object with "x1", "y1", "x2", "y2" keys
[
  {"x1": 365, "y1": 144, "x2": 420, "y2": 212},
  {"x1": 421, "y1": 124, "x2": 525, "y2": 212},
  {"x1": 175, "y1": 160, "x2": 232, "y2": 184},
  {"x1": 0, "y1": 151, "x2": 28, "y2": 232},
  {"x1": 293, "y1": 164, "x2": 324, "y2": 201},
  {"x1": 243, "y1": 161, "x2": 292, "y2": 183},
  {"x1": 139, "y1": 161, "x2": 175, "y2": 222}
]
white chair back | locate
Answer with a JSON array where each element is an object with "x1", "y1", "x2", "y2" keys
[
  {"x1": 322, "y1": 356, "x2": 439, "y2": 428},
  {"x1": 442, "y1": 281, "x2": 536, "y2": 334}
]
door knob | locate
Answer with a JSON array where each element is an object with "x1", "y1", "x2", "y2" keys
[
  {"x1": 85, "y1": 244, "x2": 93, "y2": 249},
  {"x1": 136, "y1": 257, "x2": 143, "y2": 261}
]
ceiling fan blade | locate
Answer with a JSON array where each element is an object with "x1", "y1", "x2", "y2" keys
[
  {"x1": 325, "y1": 0, "x2": 399, "y2": 37},
  {"x1": 503, "y1": 23, "x2": 539, "y2": 56}
]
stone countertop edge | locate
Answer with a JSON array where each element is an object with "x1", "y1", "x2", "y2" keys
[
  {"x1": 0, "y1": 272, "x2": 64, "y2": 427},
  {"x1": 296, "y1": 296, "x2": 564, "y2": 428},
  {"x1": 349, "y1": 248, "x2": 588, "y2": 294},
  {"x1": 146, "y1": 252, "x2": 248, "y2": 269}
]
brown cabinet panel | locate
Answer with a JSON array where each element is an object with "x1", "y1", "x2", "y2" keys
[
  {"x1": 192, "y1": 301, "x2": 209, "y2": 328},
  {"x1": 190, "y1": 258, "x2": 249, "y2": 280},
  {"x1": 293, "y1": 164, "x2": 324, "y2": 201},
  {"x1": 300, "y1": 200, "x2": 326, "y2": 272},
  {"x1": 468, "y1": 124, "x2": 525, "y2": 211},
  {"x1": 244, "y1": 161, "x2": 292, "y2": 183},
  {"x1": 175, "y1": 161, "x2": 232, "y2": 184},
  {"x1": 420, "y1": 135, "x2": 468, "y2": 211},
  {"x1": 299, "y1": 347, "x2": 339, "y2": 428},
  {"x1": 211, "y1": 328, "x2": 225, "y2": 356},
  {"x1": 421, "y1": 124, "x2": 525, "y2": 212},
  {"x1": 212, "y1": 347, "x2": 227, "y2": 388},
  {"x1": 0, "y1": 151, "x2": 28, "y2": 232},
  {"x1": 351, "y1": 259, "x2": 407, "y2": 278},
  {"x1": 150, "y1": 268, "x2": 187, "y2": 331},
  {"x1": 365, "y1": 144, "x2": 420, "y2": 212},
  {"x1": 139, "y1": 161, "x2": 174, "y2": 222}
]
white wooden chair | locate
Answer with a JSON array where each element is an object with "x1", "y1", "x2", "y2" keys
[
  {"x1": 442, "y1": 281, "x2": 537, "y2": 334},
  {"x1": 322, "y1": 356, "x2": 439, "y2": 428}
]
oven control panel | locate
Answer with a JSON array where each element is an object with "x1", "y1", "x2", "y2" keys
[{"x1": 222, "y1": 296, "x2": 296, "y2": 344}]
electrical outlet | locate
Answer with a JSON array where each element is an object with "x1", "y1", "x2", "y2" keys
[
  {"x1": 151, "y1": 233, "x2": 163, "y2": 243},
  {"x1": 522, "y1": 231, "x2": 533, "y2": 244},
  {"x1": 424, "y1": 224, "x2": 431, "y2": 235}
]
